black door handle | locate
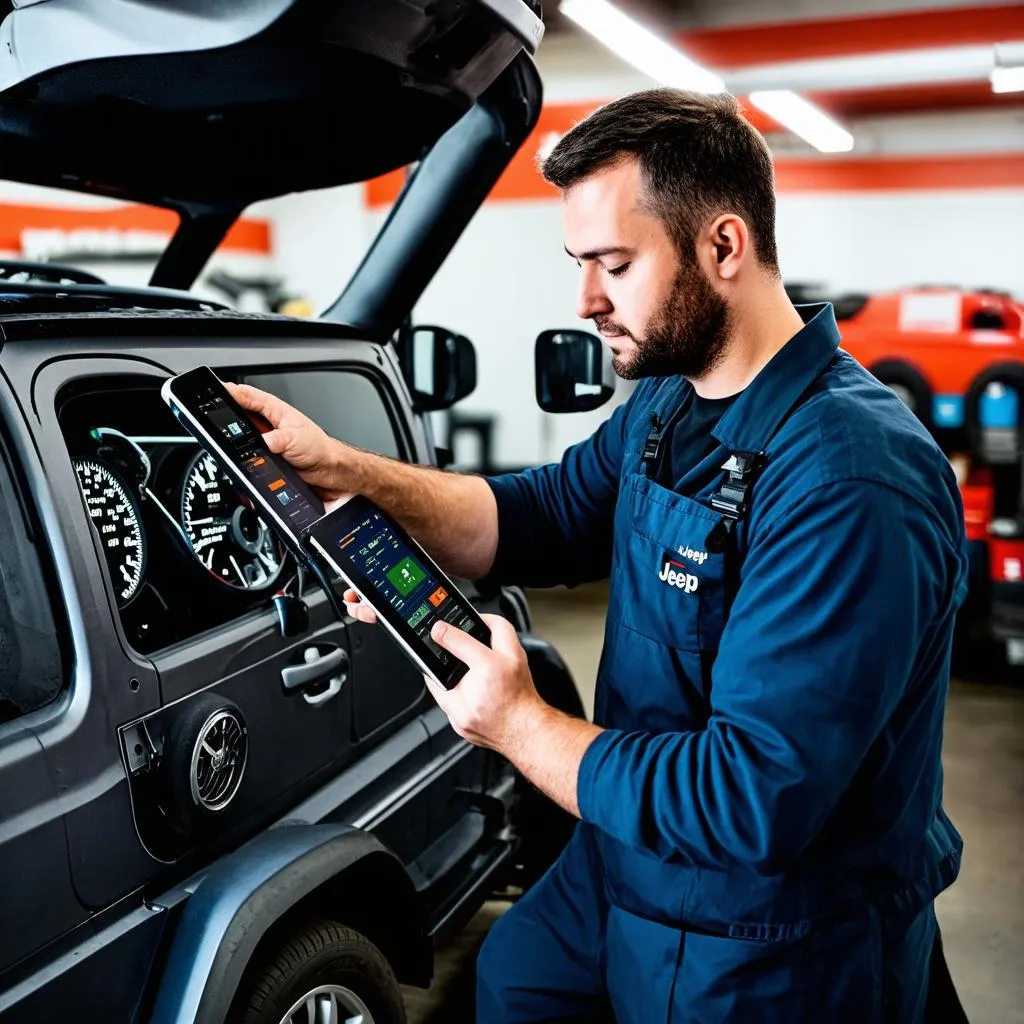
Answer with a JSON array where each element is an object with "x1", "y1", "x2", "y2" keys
[{"x1": 281, "y1": 646, "x2": 348, "y2": 704}]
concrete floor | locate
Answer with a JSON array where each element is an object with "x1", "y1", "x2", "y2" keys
[{"x1": 404, "y1": 583, "x2": 1024, "y2": 1023}]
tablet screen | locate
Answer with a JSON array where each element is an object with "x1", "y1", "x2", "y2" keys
[{"x1": 308, "y1": 496, "x2": 489, "y2": 686}]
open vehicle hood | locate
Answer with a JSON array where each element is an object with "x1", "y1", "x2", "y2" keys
[
  {"x1": 0, "y1": 0, "x2": 541, "y2": 206},
  {"x1": 0, "y1": 0, "x2": 545, "y2": 331}
]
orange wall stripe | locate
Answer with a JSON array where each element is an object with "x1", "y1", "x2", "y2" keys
[
  {"x1": 366, "y1": 101, "x2": 605, "y2": 208},
  {"x1": 676, "y1": 3, "x2": 1024, "y2": 68},
  {"x1": 222, "y1": 217, "x2": 271, "y2": 254},
  {"x1": 0, "y1": 202, "x2": 271, "y2": 254},
  {"x1": 773, "y1": 152, "x2": 1024, "y2": 192},
  {"x1": 364, "y1": 170, "x2": 407, "y2": 210}
]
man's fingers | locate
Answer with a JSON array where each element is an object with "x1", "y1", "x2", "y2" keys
[
  {"x1": 261, "y1": 428, "x2": 290, "y2": 454},
  {"x1": 430, "y1": 619, "x2": 490, "y2": 669},
  {"x1": 343, "y1": 589, "x2": 377, "y2": 624},
  {"x1": 226, "y1": 382, "x2": 288, "y2": 428}
]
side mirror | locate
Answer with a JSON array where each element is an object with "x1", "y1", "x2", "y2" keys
[
  {"x1": 396, "y1": 324, "x2": 477, "y2": 411},
  {"x1": 535, "y1": 329, "x2": 615, "y2": 413}
]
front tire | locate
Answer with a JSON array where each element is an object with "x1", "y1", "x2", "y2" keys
[{"x1": 229, "y1": 920, "x2": 406, "y2": 1024}]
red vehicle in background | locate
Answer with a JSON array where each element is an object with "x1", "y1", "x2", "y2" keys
[{"x1": 788, "y1": 284, "x2": 1024, "y2": 666}]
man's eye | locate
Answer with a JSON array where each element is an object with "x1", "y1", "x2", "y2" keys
[{"x1": 607, "y1": 263, "x2": 630, "y2": 277}]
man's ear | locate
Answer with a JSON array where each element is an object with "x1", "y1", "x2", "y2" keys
[{"x1": 702, "y1": 214, "x2": 748, "y2": 281}]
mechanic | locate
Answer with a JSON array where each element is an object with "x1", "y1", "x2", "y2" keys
[{"x1": 229, "y1": 88, "x2": 967, "y2": 1023}]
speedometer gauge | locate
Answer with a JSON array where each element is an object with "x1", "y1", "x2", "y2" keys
[
  {"x1": 73, "y1": 459, "x2": 146, "y2": 607},
  {"x1": 181, "y1": 451, "x2": 285, "y2": 590}
]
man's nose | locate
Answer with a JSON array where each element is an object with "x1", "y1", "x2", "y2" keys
[{"x1": 576, "y1": 265, "x2": 613, "y2": 322}]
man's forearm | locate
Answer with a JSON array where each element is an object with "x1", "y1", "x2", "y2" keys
[
  {"x1": 337, "y1": 442, "x2": 499, "y2": 581},
  {"x1": 501, "y1": 700, "x2": 605, "y2": 818}
]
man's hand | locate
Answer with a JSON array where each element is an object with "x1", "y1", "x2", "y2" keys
[
  {"x1": 343, "y1": 596, "x2": 604, "y2": 816},
  {"x1": 423, "y1": 614, "x2": 543, "y2": 755},
  {"x1": 226, "y1": 381, "x2": 355, "y2": 501},
  {"x1": 342, "y1": 598, "x2": 542, "y2": 756}
]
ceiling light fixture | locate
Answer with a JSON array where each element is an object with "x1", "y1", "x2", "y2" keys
[
  {"x1": 748, "y1": 90, "x2": 855, "y2": 153},
  {"x1": 558, "y1": 0, "x2": 725, "y2": 94},
  {"x1": 559, "y1": 1, "x2": 855, "y2": 153},
  {"x1": 990, "y1": 43, "x2": 1024, "y2": 94},
  {"x1": 992, "y1": 65, "x2": 1024, "y2": 92}
]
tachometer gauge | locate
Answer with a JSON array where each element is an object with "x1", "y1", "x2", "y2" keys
[
  {"x1": 73, "y1": 459, "x2": 147, "y2": 607},
  {"x1": 180, "y1": 451, "x2": 285, "y2": 590}
]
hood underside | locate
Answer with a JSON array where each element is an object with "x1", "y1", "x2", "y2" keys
[{"x1": 0, "y1": 0, "x2": 543, "y2": 209}]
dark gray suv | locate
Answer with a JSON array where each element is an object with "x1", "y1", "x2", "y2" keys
[{"x1": 0, "y1": 3, "x2": 596, "y2": 1021}]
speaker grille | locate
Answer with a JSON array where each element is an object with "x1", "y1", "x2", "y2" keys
[{"x1": 190, "y1": 709, "x2": 247, "y2": 812}]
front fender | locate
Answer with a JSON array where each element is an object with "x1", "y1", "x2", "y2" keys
[{"x1": 149, "y1": 823, "x2": 424, "y2": 1024}]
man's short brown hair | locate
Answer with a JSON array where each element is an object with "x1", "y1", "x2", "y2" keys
[{"x1": 540, "y1": 88, "x2": 779, "y2": 272}]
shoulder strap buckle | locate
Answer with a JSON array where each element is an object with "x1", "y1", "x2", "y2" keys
[
  {"x1": 709, "y1": 450, "x2": 764, "y2": 523},
  {"x1": 641, "y1": 413, "x2": 665, "y2": 474}
]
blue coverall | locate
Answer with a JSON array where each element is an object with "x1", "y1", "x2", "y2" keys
[{"x1": 478, "y1": 305, "x2": 967, "y2": 1023}]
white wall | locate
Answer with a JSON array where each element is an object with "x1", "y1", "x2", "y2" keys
[
  {"x1": 248, "y1": 183, "x2": 371, "y2": 316},
  {"x1": 776, "y1": 191, "x2": 1024, "y2": 297},
  {"x1": 387, "y1": 202, "x2": 637, "y2": 469}
]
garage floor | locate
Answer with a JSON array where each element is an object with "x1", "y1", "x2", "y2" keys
[{"x1": 403, "y1": 583, "x2": 1024, "y2": 1024}]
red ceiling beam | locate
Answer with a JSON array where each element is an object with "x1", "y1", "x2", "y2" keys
[{"x1": 677, "y1": 3, "x2": 1024, "y2": 68}]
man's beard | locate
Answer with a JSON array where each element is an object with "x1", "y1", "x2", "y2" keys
[{"x1": 596, "y1": 259, "x2": 731, "y2": 381}]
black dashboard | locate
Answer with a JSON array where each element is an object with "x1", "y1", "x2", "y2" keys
[{"x1": 58, "y1": 375, "x2": 300, "y2": 653}]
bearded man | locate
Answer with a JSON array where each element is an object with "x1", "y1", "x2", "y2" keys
[{"x1": 231, "y1": 89, "x2": 967, "y2": 1024}]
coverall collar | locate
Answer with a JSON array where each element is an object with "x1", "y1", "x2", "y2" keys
[{"x1": 711, "y1": 303, "x2": 841, "y2": 453}]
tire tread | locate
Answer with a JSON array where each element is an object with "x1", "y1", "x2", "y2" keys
[{"x1": 233, "y1": 919, "x2": 405, "y2": 1024}]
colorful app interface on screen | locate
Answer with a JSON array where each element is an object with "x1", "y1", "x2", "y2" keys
[
  {"x1": 335, "y1": 509, "x2": 479, "y2": 666},
  {"x1": 194, "y1": 390, "x2": 323, "y2": 535}
]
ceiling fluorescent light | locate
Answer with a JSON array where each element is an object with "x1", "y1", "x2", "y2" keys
[
  {"x1": 992, "y1": 65, "x2": 1024, "y2": 92},
  {"x1": 991, "y1": 43, "x2": 1024, "y2": 93},
  {"x1": 748, "y1": 90, "x2": 854, "y2": 153},
  {"x1": 559, "y1": 0, "x2": 724, "y2": 94}
]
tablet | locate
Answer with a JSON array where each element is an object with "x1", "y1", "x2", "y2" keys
[
  {"x1": 305, "y1": 494, "x2": 490, "y2": 689},
  {"x1": 162, "y1": 365, "x2": 489, "y2": 688},
  {"x1": 161, "y1": 365, "x2": 325, "y2": 553}
]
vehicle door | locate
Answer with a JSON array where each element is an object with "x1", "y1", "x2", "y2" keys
[
  {"x1": 0, "y1": 371, "x2": 90, "y2": 983},
  {"x1": 10, "y1": 334, "x2": 435, "y2": 903}
]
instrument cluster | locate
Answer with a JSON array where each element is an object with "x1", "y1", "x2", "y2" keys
[{"x1": 59, "y1": 377, "x2": 297, "y2": 653}]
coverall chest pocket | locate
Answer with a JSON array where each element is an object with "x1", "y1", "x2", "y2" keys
[{"x1": 621, "y1": 474, "x2": 728, "y2": 655}]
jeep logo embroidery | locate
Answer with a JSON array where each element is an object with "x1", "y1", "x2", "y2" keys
[
  {"x1": 677, "y1": 545, "x2": 708, "y2": 566},
  {"x1": 659, "y1": 552, "x2": 699, "y2": 593}
]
